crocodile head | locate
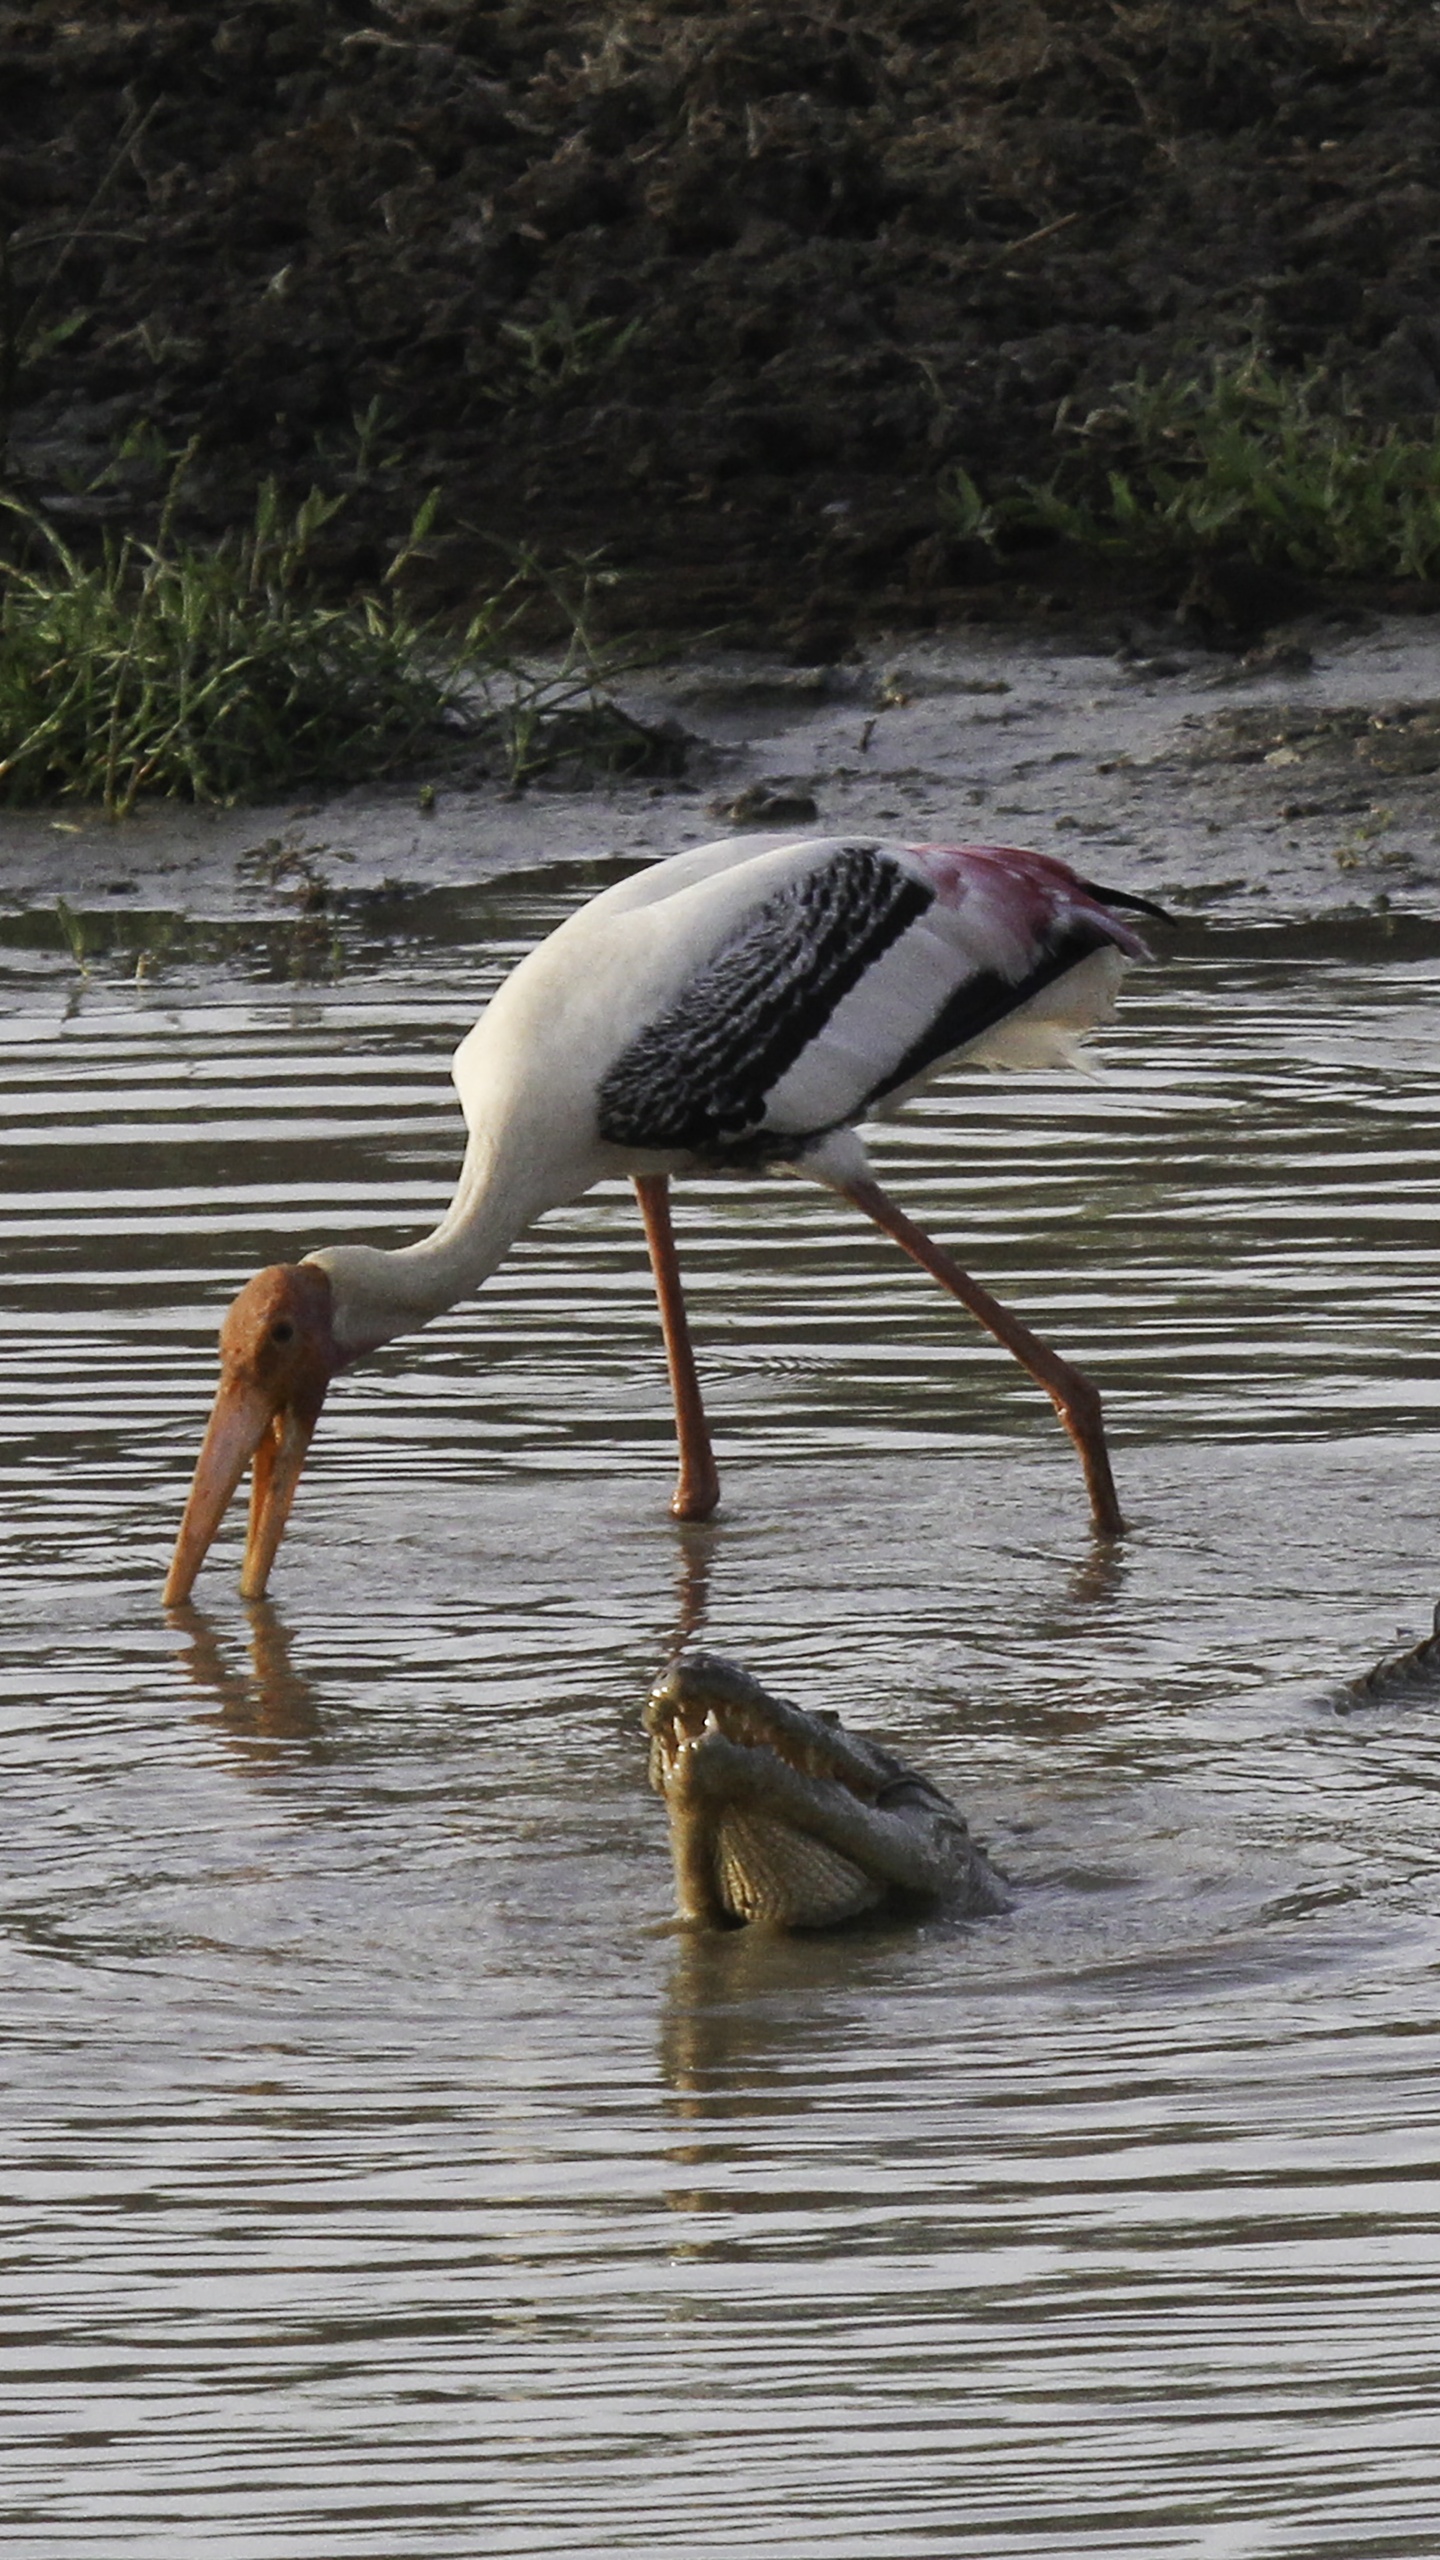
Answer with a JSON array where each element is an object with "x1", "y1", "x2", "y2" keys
[{"x1": 644, "y1": 1652, "x2": 1008, "y2": 1929}]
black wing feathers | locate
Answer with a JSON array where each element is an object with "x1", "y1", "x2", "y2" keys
[
  {"x1": 1078, "y1": 876, "x2": 1173, "y2": 925},
  {"x1": 597, "y1": 845, "x2": 931, "y2": 1159},
  {"x1": 862, "y1": 919, "x2": 1115, "y2": 1112}
]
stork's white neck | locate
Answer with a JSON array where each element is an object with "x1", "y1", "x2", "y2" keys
[{"x1": 303, "y1": 1119, "x2": 584, "y2": 1357}]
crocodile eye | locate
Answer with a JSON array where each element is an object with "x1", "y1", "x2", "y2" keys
[{"x1": 270, "y1": 1320, "x2": 294, "y2": 1343}]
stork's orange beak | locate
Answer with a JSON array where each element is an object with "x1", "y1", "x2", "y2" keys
[{"x1": 164, "y1": 1263, "x2": 337, "y2": 1607}]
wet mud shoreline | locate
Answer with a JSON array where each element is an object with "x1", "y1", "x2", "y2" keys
[
  {"x1": 2, "y1": 611, "x2": 1436, "y2": 950},
  {"x1": 4, "y1": 5, "x2": 1440, "y2": 945}
]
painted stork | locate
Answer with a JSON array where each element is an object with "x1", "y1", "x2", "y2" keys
[{"x1": 163, "y1": 832, "x2": 1165, "y2": 1605}]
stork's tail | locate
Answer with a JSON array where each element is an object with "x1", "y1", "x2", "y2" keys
[{"x1": 1080, "y1": 879, "x2": 1175, "y2": 926}]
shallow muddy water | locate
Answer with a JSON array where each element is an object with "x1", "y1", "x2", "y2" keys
[{"x1": 4, "y1": 875, "x2": 1440, "y2": 2557}]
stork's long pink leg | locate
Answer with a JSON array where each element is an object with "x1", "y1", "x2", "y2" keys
[
  {"x1": 839, "y1": 1175, "x2": 1126, "y2": 1538},
  {"x1": 633, "y1": 1174, "x2": 721, "y2": 1521}
]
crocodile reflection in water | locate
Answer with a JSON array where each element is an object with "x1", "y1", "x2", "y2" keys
[{"x1": 645, "y1": 1653, "x2": 1009, "y2": 1929}]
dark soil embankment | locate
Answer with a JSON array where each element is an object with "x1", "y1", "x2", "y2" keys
[{"x1": 2, "y1": 1, "x2": 1438, "y2": 645}]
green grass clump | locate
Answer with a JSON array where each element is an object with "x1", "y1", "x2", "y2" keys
[
  {"x1": 945, "y1": 353, "x2": 1440, "y2": 585},
  {"x1": 0, "y1": 471, "x2": 494, "y2": 814}
]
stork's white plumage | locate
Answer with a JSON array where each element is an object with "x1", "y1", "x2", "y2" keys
[{"x1": 164, "y1": 833, "x2": 1166, "y2": 1604}]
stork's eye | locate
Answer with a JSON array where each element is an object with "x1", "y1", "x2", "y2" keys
[{"x1": 270, "y1": 1320, "x2": 295, "y2": 1343}]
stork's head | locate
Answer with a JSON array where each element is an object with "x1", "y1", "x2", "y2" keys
[{"x1": 163, "y1": 1262, "x2": 340, "y2": 1607}]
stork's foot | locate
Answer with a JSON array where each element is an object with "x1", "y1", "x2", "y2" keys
[
  {"x1": 839, "y1": 1174, "x2": 1129, "y2": 1538},
  {"x1": 1050, "y1": 1367, "x2": 1126, "y2": 1539},
  {"x1": 669, "y1": 1455, "x2": 721, "y2": 1522}
]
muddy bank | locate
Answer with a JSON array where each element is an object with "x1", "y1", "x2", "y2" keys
[
  {"x1": 2, "y1": 613, "x2": 1437, "y2": 959},
  {"x1": 4, "y1": 3, "x2": 1440, "y2": 643}
]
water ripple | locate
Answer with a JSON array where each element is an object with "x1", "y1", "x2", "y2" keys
[{"x1": 2, "y1": 896, "x2": 1439, "y2": 2556}]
